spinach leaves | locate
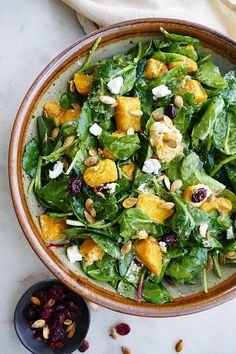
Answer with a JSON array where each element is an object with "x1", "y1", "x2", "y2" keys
[{"x1": 22, "y1": 139, "x2": 40, "y2": 177}]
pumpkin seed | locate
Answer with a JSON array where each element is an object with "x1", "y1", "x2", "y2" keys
[
  {"x1": 89, "y1": 207, "x2": 96, "y2": 218},
  {"x1": 62, "y1": 158, "x2": 69, "y2": 172},
  {"x1": 84, "y1": 210, "x2": 95, "y2": 224},
  {"x1": 85, "y1": 198, "x2": 94, "y2": 211},
  {"x1": 121, "y1": 241, "x2": 132, "y2": 255},
  {"x1": 164, "y1": 175, "x2": 171, "y2": 190},
  {"x1": 175, "y1": 339, "x2": 183, "y2": 352},
  {"x1": 171, "y1": 179, "x2": 183, "y2": 193},
  {"x1": 152, "y1": 112, "x2": 164, "y2": 121},
  {"x1": 67, "y1": 322, "x2": 76, "y2": 339},
  {"x1": 123, "y1": 197, "x2": 138, "y2": 209},
  {"x1": 45, "y1": 298, "x2": 55, "y2": 308},
  {"x1": 174, "y1": 95, "x2": 184, "y2": 108},
  {"x1": 71, "y1": 103, "x2": 81, "y2": 110},
  {"x1": 156, "y1": 175, "x2": 165, "y2": 183},
  {"x1": 31, "y1": 319, "x2": 45, "y2": 329},
  {"x1": 163, "y1": 138, "x2": 177, "y2": 148},
  {"x1": 110, "y1": 327, "x2": 118, "y2": 340},
  {"x1": 64, "y1": 319, "x2": 73, "y2": 326},
  {"x1": 51, "y1": 128, "x2": 59, "y2": 140},
  {"x1": 43, "y1": 325, "x2": 50, "y2": 340},
  {"x1": 69, "y1": 79, "x2": 76, "y2": 92},
  {"x1": 63, "y1": 135, "x2": 75, "y2": 147},
  {"x1": 84, "y1": 156, "x2": 98, "y2": 167},
  {"x1": 159, "y1": 202, "x2": 175, "y2": 210},
  {"x1": 163, "y1": 115, "x2": 173, "y2": 128},
  {"x1": 206, "y1": 257, "x2": 214, "y2": 271},
  {"x1": 66, "y1": 321, "x2": 75, "y2": 333},
  {"x1": 122, "y1": 347, "x2": 132, "y2": 354},
  {"x1": 130, "y1": 109, "x2": 143, "y2": 117},
  {"x1": 99, "y1": 95, "x2": 117, "y2": 106},
  {"x1": 30, "y1": 296, "x2": 41, "y2": 306}
]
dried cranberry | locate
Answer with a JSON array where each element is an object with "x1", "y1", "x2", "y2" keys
[
  {"x1": 161, "y1": 234, "x2": 178, "y2": 245},
  {"x1": 67, "y1": 177, "x2": 82, "y2": 196},
  {"x1": 63, "y1": 308, "x2": 73, "y2": 320},
  {"x1": 164, "y1": 104, "x2": 177, "y2": 119},
  {"x1": 40, "y1": 308, "x2": 54, "y2": 323},
  {"x1": 78, "y1": 340, "x2": 89, "y2": 352},
  {"x1": 49, "y1": 285, "x2": 64, "y2": 300},
  {"x1": 191, "y1": 188, "x2": 207, "y2": 203},
  {"x1": 55, "y1": 304, "x2": 65, "y2": 312},
  {"x1": 57, "y1": 312, "x2": 66, "y2": 325},
  {"x1": 94, "y1": 184, "x2": 106, "y2": 194},
  {"x1": 24, "y1": 305, "x2": 40, "y2": 323},
  {"x1": 49, "y1": 324, "x2": 65, "y2": 342},
  {"x1": 66, "y1": 301, "x2": 81, "y2": 316},
  {"x1": 115, "y1": 323, "x2": 131, "y2": 336},
  {"x1": 49, "y1": 341, "x2": 64, "y2": 349},
  {"x1": 34, "y1": 290, "x2": 47, "y2": 302}
]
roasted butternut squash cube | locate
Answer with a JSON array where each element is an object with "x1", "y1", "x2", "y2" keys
[
  {"x1": 74, "y1": 73, "x2": 93, "y2": 95},
  {"x1": 134, "y1": 237, "x2": 162, "y2": 275},
  {"x1": 116, "y1": 97, "x2": 141, "y2": 132},
  {"x1": 136, "y1": 194, "x2": 175, "y2": 224},
  {"x1": 179, "y1": 79, "x2": 207, "y2": 104},
  {"x1": 79, "y1": 239, "x2": 105, "y2": 265},
  {"x1": 39, "y1": 215, "x2": 67, "y2": 242},
  {"x1": 122, "y1": 162, "x2": 136, "y2": 180},
  {"x1": 144, "y1": 58, "x2": 168, "y2": 79},
  {"x1": 59, "y1": 108, "x2": 80, "y2": 125},
  {"x1": 200, "y1": 197, "x2": 232, "y2": 214},
  {"x1": 168, "y1": 55, "x2": 198, "y2": 73},
  {"x1": 83, "y1": 159, "x2": 118, "y2": 187},
  {"x1": 44, "y1": 101, "x2": 65, "y2": 125}
]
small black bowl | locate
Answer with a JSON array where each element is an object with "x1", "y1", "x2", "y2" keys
[{"x1": 14, "y1": 279, "x2": 90, "y2": 354}]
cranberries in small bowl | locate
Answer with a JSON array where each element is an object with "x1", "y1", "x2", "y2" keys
[{"x1": 14, "y1": 279, "x2": 90, "y2": 354}]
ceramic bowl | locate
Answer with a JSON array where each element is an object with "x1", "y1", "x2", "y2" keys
[
  {"x1": 9, "y1": 19, "x2": 236, "y2": 317},
  {"x1": 14, "y1": 279, "x2": 90, "y2": 354}
]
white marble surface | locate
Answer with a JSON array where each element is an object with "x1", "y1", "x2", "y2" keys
[{"x1": 1, "y1": 1, "x2": 236, "y2": 353}]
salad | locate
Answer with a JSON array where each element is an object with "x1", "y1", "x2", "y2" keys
[{"x1": 22, "y1": 28, "x2": 236, "y2": 305}]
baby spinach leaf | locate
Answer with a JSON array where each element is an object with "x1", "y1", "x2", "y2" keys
[
  {"x1": 213, "y1": 107, "x2": 236, "y2": 155},
  {"x1": 22, "y1": 139, "x2": 40, "y2": 177},
  {"x1": 152, "y1": 51, "x2": 184, "y2": 63},
  {"x1": 133, "y1": 78, "x2": 153, "y2": 117},
  {"x1": 225, "y1": 165, "x2": 236, "y2": 193},
  {"x1": 196, "y1": 60, "x2": 228, "y2": 89},
  {"x1": 147, "y1": 257, "x2": 170, "y2": 284},
  {"x1": 166, "y1": 246, "x2": 207, "y2": 284},
  {"x1": 160, "y1": 27, "x2": 200, "y2": 47},
  {"x1": 125, "y1": 261, "x2": 144, "y2": 285},
  {"x1": 35, "y1": 175, "x2": 71, "y2": 212},
  {"x1": 192, "y1": 96, "x2": 224, "y2": 141},
  {"x1": 181, "y1": 152, "x2": 225, "y2": 192},
  {"x1": 221, "y1": 71, "x2": 236, "y2": 106},
  {"x1": 99, "y1": 133, "x2": 140, "y2": 160},
  {"x1": 118, "y1": 252, "x2": 133, "y2": 277},
  {"x1": 90, "y1": 234, "x2": 122, "y2": 260},
  {"x1": 77, "y1": 102, "x2": 96, "y2": 148},
  {"x1": 37, "y1": 116, "x2": 56, "y2": 155},
  {"x1": 175, "y1": 44, "x2": 198, "y2": 61},
  {"x1": 223, "y1": 239, "x2": 236, "y2": 263},
  {"x1": 60, "y1": 92, "x2": 71, "y2": 110},
  {"x1": 86, "y1": 255, "x2": 120, "y2": 282},
  {"x1": 61, "y1": 121, "x2": 77, "y2": 138},
  {"x1": 117, "y1": 279, "x2": 137, "y2": 300},
  {"x1": 142, "y1": 281, "x2": 172, "y2": 304}
]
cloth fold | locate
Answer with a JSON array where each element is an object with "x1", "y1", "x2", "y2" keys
[{"x1": 62, "y1": 0, "x2": 236, "y2": 39}]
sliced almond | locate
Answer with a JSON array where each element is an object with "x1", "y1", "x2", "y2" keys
[
  {"x1": 84, "y1": 210, "x2": 95, "y2": 224},
  {"x1": 30, "y1": 296, "x2": 41, "y2": 306},
  {"x1": 51, "y1": 128, "x2": 59, "y2": 140},
  {"x1": 43, "y1": 325, "x2": 50, "y2": 340},
  {"x1": 64, "y1": 319, "x2": 73, "y2": 326},
  {"x1": 88, "y1": 147, "x2": 98, "y2": 156},
  {"x1": 170, "y1": 179, "x2": 183, "y2": 193},
  {"x1": 164, "y1": 175, "x2": 171, "y2": 190},
  {"x1": 67, "y1": 322, "x2": 76, "y2": 339},
  {"x1": 130, "y1": 109, "x2": 143, "y2": 117},
  {"x1": 121, "y1": 241, "x2": 132, "y2": 255},
  {"x1": 88, "y1": 301, "x2": 100, "y2": 311},
  {"x1": 127, "y1": 127, "x2": 135, "y2": 135},
  {"x1": 45, "y1": 298, "x2": 55, "y2": 308},
  {"x1": 224, "y1": 252, "x2": 236, "y2": 260},
  {"x1": 63, "y1": 135, "x2": 75, "y2": 147},
  {"x1": 152, "y1": 112, "x2": 164, "y2": 121},
  {"x1": 110, "y1": 327, "x2": 118, "y2": 340},
  {"x1": 99, "y1": 95, "x2": 117, "y2": 106},
  {"x1": 84, "y1": 156, "x2": 98, "y2": 167},
  {"x1": 69, "y1": 79, "x2": 76, "y2": 92},
  {"x1": 175, "y1": 339, "x2": 183, "y2": 353},
  {"x1": 163, "y1": 115, "x2": 173, "y2": 128},
  {"x1": 122, "y1": 347, "x2": 132, "y2": 354},
  {"x1": 206, "y1": 257, "x2": 214, "y2": 272},
  {"x1": 31, "y1": 319, "x2": 45, "y2": 329},
  {"x1": 163, "y1": 138, "x2": 177, "y2": 149},
  {"x1": 159, "y1": 202, "x2": 175, "y2": 210},
  {"x1": 123, "y1": 197, "x2": 138, "y2": 209}
]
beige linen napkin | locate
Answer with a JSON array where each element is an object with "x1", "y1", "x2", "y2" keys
[{"x1": 62, "y1": 0, "x2": 236, "y2": 39}]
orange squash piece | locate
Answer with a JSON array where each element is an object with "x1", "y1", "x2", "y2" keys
[
  {"x1": 116, "y1": 96, "x2": 142, "y2": 132},
  {"x1": 74, "y1": 73, "x2": 93, "y2": 95},
  {"x1": 144, "y1": 58, "x2": 168, "y2": 79},
  {"x1": 59, "y1": 108, "x2": 80, "y2": 125},
  {"x1": 135, "y1": 237, "x2": 162, "y2": 275},
  {"x1": 39, "y1": 215, "x2": 67, "y2": 242},
  {"x1": 83, "y1": 159, "x2": 118, "y2": 188},
  {"x1": 79, "y1": 239, "x2": 105, "y2": 265}
]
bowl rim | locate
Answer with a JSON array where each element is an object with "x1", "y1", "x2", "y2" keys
[
  {"x1": 14, "y1": 279, "x2": 90, "y2": 354},
  {"x1": 9, "y1": 18, "x2": 236, "y2": 317}
]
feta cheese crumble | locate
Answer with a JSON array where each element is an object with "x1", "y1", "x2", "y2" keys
[
  {"x1": 226, "y1": 226, "x2": 235, "y2": 240},
  {"x1": 152, "y1": 85, "x2": 171, "y2": 100},
  {"x1": 142, "y1": 158, "x2": 161, "y2": 175},
  {"x1": 159, "y1": 241, "x2": 167, "y2": 253},
  {"x1": 199, "y1": 223, "x2": 208, "y2": 238},
  {"x1": 49, "y1": 161, "x2": 64, "y2": 179},
  {"x1": 105, "y1": 183, "x2": 117, "y2": 194},
  {"x1": 107, "y1": 76, "x2": 123, "y2": 94},
  {"x1": 137, "y1": 230, "x2": 148, "y2": 239},
  {"x1": 89, "y1": 123, "x2": 102, "y2": 136},
  {"x1": 67, "y1": 245, "x2": 82, "y2": 263}
]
